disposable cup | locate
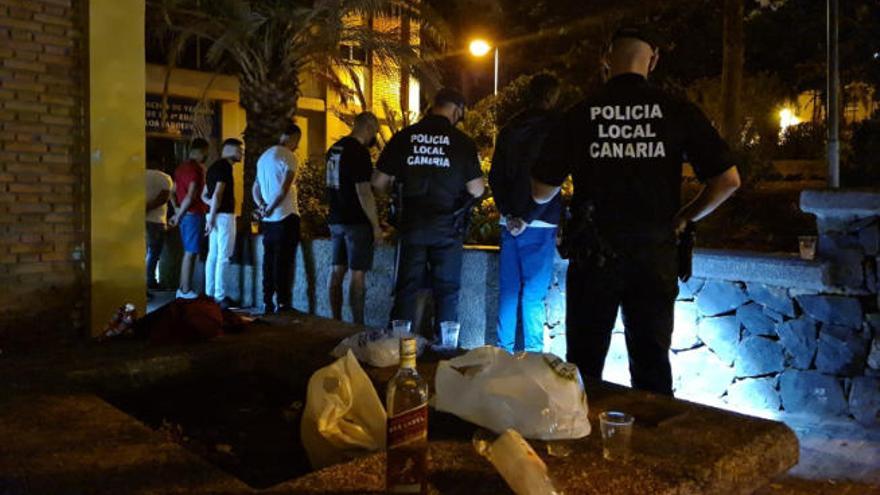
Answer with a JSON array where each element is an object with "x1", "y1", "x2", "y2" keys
[
  {"x1": 599, "y1": 411, "x2": 634, "y2": 461},
  {"x1": 439, "y1": 321, "x2": 460, "y2": 349}
]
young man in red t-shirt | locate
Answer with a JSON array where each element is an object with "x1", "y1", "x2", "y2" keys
[{"x1": 170, "y1": 137, "x2": 210, "y2": 299}]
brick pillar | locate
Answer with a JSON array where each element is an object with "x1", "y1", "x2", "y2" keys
[{"x1": 0, "y1": 0, "x2": 89, "y2": 345}]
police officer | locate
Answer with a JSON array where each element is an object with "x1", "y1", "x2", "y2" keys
[
  {"x1": 531, "y1": 27, "x2": 741, "y2": 395},
  {"x1": 372, "y1": 88, "x2": 485, "y2": 332}
]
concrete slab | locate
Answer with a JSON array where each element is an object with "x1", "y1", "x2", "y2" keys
[
  {"x1": 0, "y1": 315, "x2": 800, "y2": 494},
  {"x1": 693, "y1": 249, "x2": 831, "y2": 292}
]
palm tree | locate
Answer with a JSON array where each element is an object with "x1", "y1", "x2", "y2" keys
[{"x1": 149, "y1": 0, "x2": 444, "y2": 218}]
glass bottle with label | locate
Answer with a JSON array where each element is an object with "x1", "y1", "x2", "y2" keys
[{"x1": 386, "y1": 337, "x2": 429, "y2": 494}]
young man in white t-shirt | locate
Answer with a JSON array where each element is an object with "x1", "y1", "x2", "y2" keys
[
  {"x1": 145, "y1": 164, "x2": 173, "y2": 290},
  {"x1": 252, "y1": 123, "x2": 301, "y2": 313}
]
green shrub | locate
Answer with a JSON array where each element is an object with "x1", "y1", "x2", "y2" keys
[
  {"x1": 843, "y1": 116, "x2": 880, "y2": 187},
  {"x1": 297, "y1": 157, "x2": 330, "y2": 240},
  {"x1": 776, "y1": 121, "x2": 826, "y2": 160}
]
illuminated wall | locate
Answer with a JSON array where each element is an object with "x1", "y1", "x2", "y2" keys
[{"x1": 89, "y1": 0, "x2": 147, "y2": 335}]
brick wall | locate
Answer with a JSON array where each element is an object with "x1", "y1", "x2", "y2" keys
[{"x1": 0, "y1": 0, "x2": 88, "y2": 348}]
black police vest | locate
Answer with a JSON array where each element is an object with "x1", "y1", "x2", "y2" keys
[{"x1": 396, "y1": 116, "x2": 474, "y2": 236}]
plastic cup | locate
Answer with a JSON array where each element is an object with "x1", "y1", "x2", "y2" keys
[
  {"x1": 391, "y1": 319, "x2": 411, "y2": 334},
  {"x1": 599, "y1": 411, "x2": 634, "y2": 461},
  {"x1": 439, "y1": 321, "x2": 460, "y2": 349},
  {"x1": 798, "y1": 235, "x2": 817, "y2": 260}
]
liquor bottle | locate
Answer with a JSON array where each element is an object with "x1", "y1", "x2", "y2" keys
[{"x1": 386, "y1": 337, "x2": 429, "y2": 494}]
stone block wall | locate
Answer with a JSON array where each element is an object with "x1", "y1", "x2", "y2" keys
[
  {"x1": 607, "y1": 190, "x2": 880, "y2": 427},
  {"x1": 0, "y1": 0, "x2": 88, "y2": 345},
  {"x1": 660, "y1": 280, "x2": 876, "y2": 425}
]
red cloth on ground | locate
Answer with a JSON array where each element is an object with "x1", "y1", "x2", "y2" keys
[{"x1": 141, "y1": 297, "x2": 245, "y2": 345}]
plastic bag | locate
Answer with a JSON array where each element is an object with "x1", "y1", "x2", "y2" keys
[
  {"x1": 301, "y1": 350, "x2": 387, "y2": 469},
  {"x1": 99, "y1": 303, "x2": 137, "y2": 341},
  {"x1": 331, "y1": 328, "x2": 428, "y2": 368},
  {"x1": 474, "y1": 429, "x2": 560, "y2": 495},
  {"x1": 435, "y1": 346, "x2": 591, "y2": 440}
]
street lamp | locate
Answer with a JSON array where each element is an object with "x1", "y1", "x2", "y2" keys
[{"x1": 468, "y1": 38, "x2": 499, "y2": 96}]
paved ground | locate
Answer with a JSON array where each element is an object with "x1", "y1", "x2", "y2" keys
[
  {"x1": 1, "y1": 312, "x2": 876, "y2": 493},
  {"x1": 756, "y1": 416, "x2": 880, "y2": 494},
  {"x1": 0, "y1": 314, "x2": 802, "y2": 494},
  {"x1": 146, "y1": 289, "x2": 175, "y2": 314}
]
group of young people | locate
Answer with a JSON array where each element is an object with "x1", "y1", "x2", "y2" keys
[
  {"x1": 144, "y1": 127, "x2": 300, "y2": 312},
  {"x1": 145, "y1": 26, "x2": 741, "y2": 396}
]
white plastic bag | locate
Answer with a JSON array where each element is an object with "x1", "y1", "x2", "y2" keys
[
  {"x1": 435, "y1": 346, "x2": 591, "y2": 440},
  {"x1": 331, "y1": 328, "x2": 428, "y2": 368},
  {"x1": 480, "y1": 429, "x2": 560, "y2": 495},
  {"x1": 300, "y1": 350, "x2": 387, "y2": 469}
]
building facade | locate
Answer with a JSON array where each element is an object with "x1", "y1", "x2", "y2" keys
[{"x1": 0, "y1": 0, "x2": 419, "y2": 344}]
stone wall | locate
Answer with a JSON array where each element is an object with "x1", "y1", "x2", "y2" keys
[
  {"x1": 607, "y1": 190, "x2": 879, "y2": 427},
  {"x1": 0, "y1": 0, "x2": 88, "y2": 345}
]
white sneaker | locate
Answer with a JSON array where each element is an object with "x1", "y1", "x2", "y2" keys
[{"x1": 176, "y1": 289, "x2": 198, "y2": 300}]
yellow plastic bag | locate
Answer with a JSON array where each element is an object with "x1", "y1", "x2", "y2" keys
[{"x1": 300, "y1": 350, "x2": 387, "y2": 469}]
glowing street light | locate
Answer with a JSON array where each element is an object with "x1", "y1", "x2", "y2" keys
[
  {"x1": 778, "y1": 107, "x2": 801, "y2": 140},
  {"x1": 468, "y1": 38, "x2": 499, "y2": 96},
  {"x1": 469, "y1": 39, "x2": 491, "y2": 57}
]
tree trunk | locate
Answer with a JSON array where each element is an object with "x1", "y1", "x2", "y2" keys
[{"x1": 721, "y1": 0, "x2": 744, "y2": 145}]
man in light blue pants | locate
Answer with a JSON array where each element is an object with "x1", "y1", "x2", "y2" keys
[
  {"x1": 497, "y1": 227, "x2": 558, "y2": 352},
  {"x1": 489, "y1": 74, "x2": 562, "y2": 353}
]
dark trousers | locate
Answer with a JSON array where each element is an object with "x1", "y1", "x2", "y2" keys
[
  {"x1": 566, "y1": 240, "x2": 679, "y2": 395},
  {"x1": 146, "y1": 222, "x2": 166, "y2": 287},
  {"x1": 391, "y1": 235, "x2": 463, "y2": 331},
  {"x1": 262, "y1": 214, "x2": 300, "y2": 309}
]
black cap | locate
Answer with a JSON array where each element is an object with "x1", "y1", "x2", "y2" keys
[
  {"x1": 611, "y1": 26, "x2": 660, "y2": 49},
  {"x1": 433, "y1": 87, "x2": 466, "y2": 108},
  {"x1": 222, "y1": 137, "x2": 243, "y2": 148}
]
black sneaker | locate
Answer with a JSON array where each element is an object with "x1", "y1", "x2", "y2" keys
[
  {"x1": 218, "y1": 298, "x2": 236, "y2": 310},
  {"x1": 276, "y1": 304, "x2": 295, "y2": 314}
]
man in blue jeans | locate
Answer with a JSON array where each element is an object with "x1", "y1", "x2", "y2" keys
[{"x1": 489, "y1": 74, "x2": 563, "y2": 353}]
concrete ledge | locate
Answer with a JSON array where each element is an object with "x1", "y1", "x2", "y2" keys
[
  {"x1": 0, "y1": 316, "x2": 800, "y2": 495},
  {"x1": 800, "y1": 189, "x2": 880, "y2": 218},
  {"x1": 693, "y1": 249, "x2": 831, "y2": 292}
]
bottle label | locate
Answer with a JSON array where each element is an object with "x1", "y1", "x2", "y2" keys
[
  {"x1": 387, "y1": 404, "x2": 428, "y2": 491},
  {"x1": 388, "y1": 403, "x2": 428, "y2": 447}
]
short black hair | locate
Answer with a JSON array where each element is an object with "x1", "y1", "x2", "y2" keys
[
  {"x1": 283, "y1": 123, "x2": 301, "y2": 136},
  {"x1": 190, "y1": 137, "x2": 210, "y2": 151},
  {"x1": 611, "y1": 26, "x2": 660, "y2": 50},
  {"x1": 353, "y1": 111, "x2": 379, "y2": 129},
  {"x1": 433, "y1": 88, "x2": 466, "y2": 108},
  {"x1": 527, "y1": 73, "x2": 560, "y2": 106},
  {"x1": 222, "y1": 138, "x2": 243, "y2": 148}
]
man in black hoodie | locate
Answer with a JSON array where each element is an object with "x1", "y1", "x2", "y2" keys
[{"x1": 489, "y1": 74, "x2": 563, "y2": 353}]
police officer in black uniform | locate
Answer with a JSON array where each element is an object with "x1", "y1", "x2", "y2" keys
[
  {"x1": 531, "y1": 27, "x2": 742, "y2": 395},
  {"x1": 372, "y1": 88, "x2": 485, "y2": 331}
]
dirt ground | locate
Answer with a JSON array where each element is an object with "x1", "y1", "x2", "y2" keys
[{"x1": 102, "y1": 372, "x2": 310, "y2": 489}]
